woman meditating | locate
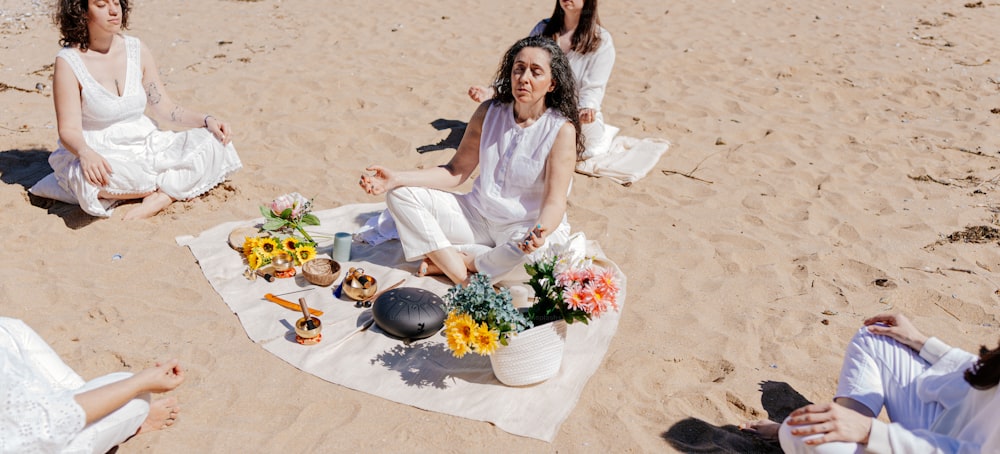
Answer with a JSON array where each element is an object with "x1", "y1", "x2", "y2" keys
[
  {"x1": 360, "y1": 35, "x2": 581, "y2": 285},
  {"x1": 469, "y1": 0, "x2": 614, "y2": 158},
  {"x1": 741, "y1": 313, "x2": 1000, "y2": 453},
  {"x1": 47, "y1": 0, "x2": 242, "y2": 219},
  {"x1": 0, "y1": 317, "x2": 185, "y2": 453}
]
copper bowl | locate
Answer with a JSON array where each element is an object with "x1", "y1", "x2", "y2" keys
[
  {"x1": 302, "y1": 258, "x2": 341, "y2": 287},
  {"x1": 343, "y1": 272, "x2": 378, "y2": 301},
  {"x1": 294, "y1": 316, "x2": 323, "y2": 339}
]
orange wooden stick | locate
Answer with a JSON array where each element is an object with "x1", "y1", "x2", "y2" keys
[{"x1": 264, "y1": 293, "x2": 323, "y2": 316}]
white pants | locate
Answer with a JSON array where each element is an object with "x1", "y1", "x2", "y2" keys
[
  {"x1": 779, "y1": 327, "x2": 941, "y2": 453},
  {"x1": 0, "y1": 319, "x2": 149, "y2": 454},
  {"x1": 385, "y1": 186, "x2": 570, "y2": 280}
]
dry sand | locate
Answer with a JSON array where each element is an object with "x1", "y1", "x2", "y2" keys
[{"x1": 2, "y1": 0, "x2": 1000, "y2": 452}]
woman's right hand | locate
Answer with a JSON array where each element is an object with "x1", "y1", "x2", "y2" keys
[
  {"x1": 79, "y1": 148, "x2": 113, "y2": 187},
  {"x1": 359, "y1": 165, "x2": 395, "y2": 196},
  {"x1": 134, "y1": 358, "x2": 185, "y2": 393},
  {"x1": 863, "y1": 313, "x2": 929, "y2": 352}
]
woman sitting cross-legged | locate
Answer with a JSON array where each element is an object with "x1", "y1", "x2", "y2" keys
[
  {"x1": 741, "y1": 313, "x2": 1000, "y2": 453},
  {"x1": 360, "y1": 35, "x2": 582, "y2": 285}
]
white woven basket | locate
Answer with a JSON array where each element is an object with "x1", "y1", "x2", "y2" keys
[{"x1": 490, "y1": 320, "x2": 567, "y2": 386}]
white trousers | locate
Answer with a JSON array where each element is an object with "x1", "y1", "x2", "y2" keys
[
  {"x1": 779, "y1": 327, "x2": 941, "y2": 453},
  {"x1": 0, "y1": 319, "x2": 149, "y2": 454},
  {"x1": 385, "y1": 186, "x2": 570, "y2": 280}
]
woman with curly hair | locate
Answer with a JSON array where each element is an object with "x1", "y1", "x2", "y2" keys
[
  {"x1": 360, "y1": 35, "x2": 580, "y2": 285},
  {"x1": 469, "y1": 0, "x2": 614, "y2": 158},
  {"x1": 741, "y1": 313, "x2": 1000, "y2": 453},
  {"x1": 41, "y1": 0, "x2": 242, "y2": 219}
]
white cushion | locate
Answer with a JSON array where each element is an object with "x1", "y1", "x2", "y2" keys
[{"x1": 28, "y1": 173, "x2": 77, "y2": 204}]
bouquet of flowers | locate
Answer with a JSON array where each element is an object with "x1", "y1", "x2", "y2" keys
[
  {"x1": 524, "y1": 244, "x2": 621, "y2": 325},
  {"x1": 443, "y1": 273, "x2": 532, "y2": 358},
  {"x1": 242, "y1": 235, "x2": 317, "y2": 270},
  {"x1": 260, "y1": 192, "x2": 320, "y2": 244}
]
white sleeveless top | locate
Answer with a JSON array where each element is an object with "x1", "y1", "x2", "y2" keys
[{"x1": 468, "y1": 102, "x2": 568, "y2": 223}]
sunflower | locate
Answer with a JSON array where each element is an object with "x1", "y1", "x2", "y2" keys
[
  {"x1": 242, "y1": 236, "x2": 259, "y2": 257},
  {"x1": 247, "y1": 250, "x2": 263, "y2": 270},
  {"x1": 294, "y1": 244, "x2": 317, "y2": 264},
  {"x1": 257, "y1": 237, "x2": 279, "y2": 255},
  {"x1": 444, "y1": 312, "x2": 476, "y2": 358},
  {"x1": 282, "y1": 237, "x2": 299, "y2": 252},
  {"x1": 470, "y1": 323, "x2": 499, "y2": 356}
]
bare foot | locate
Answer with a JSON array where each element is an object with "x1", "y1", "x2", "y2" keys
[
  {"x1": 122, "y1": 191, "x2": 173, "y2": 220},
  {"x1": 738, "y1": 420, "x2": 780, "y2": 440},
  {"x1": 417, "y1": 258, "x2": 444, "y2": 277},
  {"x1": 137, "y1": 397, "x2": 180, "y2": 434}
]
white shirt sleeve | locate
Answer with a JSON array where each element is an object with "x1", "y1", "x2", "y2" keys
[
  {"x1": 575, "y1": 28, "x2": 615, "y2": 111},
  {"x1": 0, "y1": 348, "x2": 86, "y2": 453}
]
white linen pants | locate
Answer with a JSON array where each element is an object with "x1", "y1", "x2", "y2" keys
[
  {"x1": 0, "y1": 319, "x2": 149, "y2": 454},
  {"x1": 385, "y1": 186, "x2": 570, "y2": 280},
  {"x1": 779, "y1": 327, "x2": 942, "y2": 453}
]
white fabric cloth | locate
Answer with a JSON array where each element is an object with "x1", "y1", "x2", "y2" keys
[
  {"x1": 778, "y1": 327, "x2": 1000, "y2": 454},
  {"x1": 530, "y1": 20, "x2": 615, "y2": 155},
  {"x1": 176, "y1": 202, "x2": 626, "y2": 442},
  {"x1": 46, "y1": 35, "x2": 242, "y2": 217},
  {"x1": 0, "y1": 318, "x2": 150, "y2": 454}
]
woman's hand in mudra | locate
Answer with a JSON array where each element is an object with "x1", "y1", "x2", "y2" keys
[
  {"x1": 359, "y1": 165, "x2": 394, "y2": 196},
  {"x1": 518, "y1": 224, "x2": 547, "y2": 254}
]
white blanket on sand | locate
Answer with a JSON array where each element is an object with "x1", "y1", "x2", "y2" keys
[
  {"x1": 176, "y1": 202, "x2": 626, "y2": 442},
  {"x1": 575, "y1": 125, "x2": 671, "y2": 185}
]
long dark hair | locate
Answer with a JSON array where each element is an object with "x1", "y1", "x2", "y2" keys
[
  {"x1": 965, "y1": 341, "x2": 1000, "y2": 390},
  {"x1": 491, "y1": 36, "x2": 583, "y2": 157},
  {"x1": 54, "y1": 0, "x2": 131, "y2": 50},
  {"x1": 541, "y1": 0, "x2": 603, "y2": 54}
]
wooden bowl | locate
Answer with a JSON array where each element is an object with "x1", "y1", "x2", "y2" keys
[{"x1": 302, "y1": 258, "x2": 341, "y2": 287}]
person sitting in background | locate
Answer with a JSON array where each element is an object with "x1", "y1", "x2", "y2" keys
[
  {"x1": 361, "y1": 35, "x2": 581, "y2": 285},
  {"x1": 741, "y1": 313, "x2": 1000, "y2": 453},
  {"x1": 46, "y1": 0, "x2": 242, "y2": 219},
  {"x1": 468, "y1": 0, "x2": 614, "y2": 158},
  {"x1": 0, "y1": 317, "x2": 185, "y2": 453}
]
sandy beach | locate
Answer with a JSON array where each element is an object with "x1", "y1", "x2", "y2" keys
[{"x1": 2, "y1": 0, "x2": 1000, "y2": 451}]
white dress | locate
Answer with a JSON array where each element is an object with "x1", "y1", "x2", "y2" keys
[{"x1": 48, "y1": 35, "x2": 242, "y2": 217}]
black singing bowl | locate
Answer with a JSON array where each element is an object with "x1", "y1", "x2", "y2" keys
[{"x1": 371, "y1": 287, "x2": 446, "y2": 340}]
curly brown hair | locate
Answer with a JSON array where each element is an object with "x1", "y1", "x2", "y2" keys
[
  {"x1": 54, "y1": 0, "x2": 131, "y2": 50},
  {"x1": 491, "y1": 36, "x2": 583, "y2": 157}
]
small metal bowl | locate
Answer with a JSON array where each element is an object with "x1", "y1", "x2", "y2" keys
[
  {"x1": 294, "y1": 316, "x2": 323, "y2": 339},
  {"x1": 342, "y1": 271, "x2": 377, "y2": 301}
]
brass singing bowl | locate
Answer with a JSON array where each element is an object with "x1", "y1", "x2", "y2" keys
[
  {"x1": 342, "y1": 274, "x2": 378, "y2": 301},
  {"x1": 294, "y1": 316, "x2": 323, "y2": 339}
]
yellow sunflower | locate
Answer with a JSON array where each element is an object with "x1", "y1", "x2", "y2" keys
[
  {"x1": 282, "y1": 237, "x2": 299, "y2": 252},
  {"x1": 247, "y1": 250, "x2": 262, "y2": 270},
  {"x1": 470, "y1": 323, "x2": 499, "y2": 356},
  {"x1": 444, "y1": 312, "x2": 476, "y2": 358},
  {"x1": 294, "y1": 244, "x2": 317, "y2": 264},
  {"x1": 242, "y1": 236, "x2": 259, "y2": 257},
  {"x1": 258, "y1": 237, "x2": 279, "y2": 255}
]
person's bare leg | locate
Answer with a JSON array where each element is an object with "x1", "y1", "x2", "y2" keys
[
  {"x1": 421, "y1": 248, "x2": 473, "y2": 284},
  {"x1": 122, "y1": 191, "x2": 174, "y2": 220},
  {"x1": 136, "y1": 396, "x2": 180, "y2": 434}
]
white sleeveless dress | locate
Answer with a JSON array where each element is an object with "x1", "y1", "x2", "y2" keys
[{"x1": 48, "y1": 35, "x2": 242, "y2": 217}]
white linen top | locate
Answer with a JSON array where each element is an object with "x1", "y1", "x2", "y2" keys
[
  {"x1": 468, "y1": 102, "x2": 568, "y2": 224},
  {"x1": 530, "y1": 20, "x2": 616, "y2": 111},
  {"x1": 865, "y1": 337, "x2": 1000, "y2": 453}
]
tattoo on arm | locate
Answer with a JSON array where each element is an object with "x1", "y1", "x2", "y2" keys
[
  {"x1": 145, "y1": 82, "x2": 162, "y2": 104},
  {"x1": 170, "y1": 106, "x2": 183, "y2": 123}
]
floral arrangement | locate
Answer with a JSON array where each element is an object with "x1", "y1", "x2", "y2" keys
[
  {"x1": 242, "y1": 235, "x2": 317, "y2": 270},
  {"x1": 524, "y1": 244, "x2": 621, "y2": 325},
  {"x1": 242, "y1": 193, "x2": 320, "y2": 270},
  {"x1": 260, "y1": 192, "x2": 320, "y2": 244},
  {"x1": 443, "y1": 273, "x2": 532, "y2": 358}
]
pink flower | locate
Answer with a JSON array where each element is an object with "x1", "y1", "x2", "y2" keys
[{"x1": 270, "y1": 193, "x2": 309, "y2": 219}]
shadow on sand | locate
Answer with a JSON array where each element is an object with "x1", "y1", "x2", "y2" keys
[
  {"x1": 416, "y1": 118, "x2": 466, "y2": 154},
  {"x1": 0, "y1": 148, "x2": 97, "y2": 229},
  {"x1": 662, "y1": 380, "x2": 812, "y2": 453}
]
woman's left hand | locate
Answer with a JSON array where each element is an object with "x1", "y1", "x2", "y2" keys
[
  {"x1": 785, "y1": 402, "x2": 873, "y2": 446},
  {"x1": 206, "y1": 117, "x2": 232, "y2": 145},
  {"x1": 579, "y1": 108, "x2": 596, "y2": 124},
  {"x1": 518, "y1": 224, "x2": 547, "y2": 254}
]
